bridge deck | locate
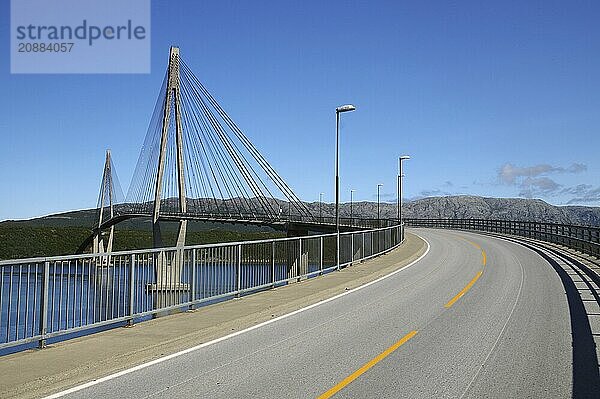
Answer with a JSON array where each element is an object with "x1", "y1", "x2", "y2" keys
[{"x1": 0, "y1": 234, "x2": 425, "y2": 399}]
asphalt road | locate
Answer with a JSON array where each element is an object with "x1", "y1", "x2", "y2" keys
[{"x1": 50, "y1": 229, "x2": 594, "y2": 398}]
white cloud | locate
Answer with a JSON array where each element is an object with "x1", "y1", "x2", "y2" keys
[
  {"x1": 518, "y1": 177, "x2": 561, "y2": 198},
  {"x1": 498, "y1": 162, "x2": 586, "y2": 185},
  {"x1": 498, "y1": 162, "x2": 588, "y2": 198}
]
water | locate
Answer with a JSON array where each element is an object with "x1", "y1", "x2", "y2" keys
[{"x1": 0, "y1": 260, "x2": 330, "y2": 354}]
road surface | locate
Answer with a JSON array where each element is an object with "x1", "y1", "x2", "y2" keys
[{"x1": 46, "y1": 229, "x2": 599, "y2": 398}]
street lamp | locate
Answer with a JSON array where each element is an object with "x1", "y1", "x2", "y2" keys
[
  {"x1": 335, "y1": 104, "x2": 356, "y2": 270},
  {"x1": 398, "y1": 155, "x2": 410, "y2": 224},
  {"x1": 377, "y1": 183, "x2": 383, "y2": 222},
  {"x1": 319, "y1": 192, "x2": 324, "y2": 221},
  {"x1": 350, "y1": 189, "x2": 355, "y2": 223}
]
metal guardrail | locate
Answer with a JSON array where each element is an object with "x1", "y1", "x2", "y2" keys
[
  {"x1": 405, "y1": 218, "x2": 600, "y2": 258},
  {"x1": 0, "y1": 224, "x2": 404, "y2": 351},
  {"x1": 302, "y1": 216, "x2": 398, "y2": 229},
  {"x1": 116, "y1": 212, "x2": 397, "y2": 229}
]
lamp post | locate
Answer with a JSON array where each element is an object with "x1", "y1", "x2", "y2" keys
[
  {"x1": 319, "y1": 192, "x2": 324, "y2": 221},
  {"x1": 350, "y1": 189, "x2": 355, "y2": 223},
  {"x1": 335, "y1": 104, "x2": 356, "y2": 270},
  {"x1": 398, "y1": 155, "x2": 410, "y2": 224},
  {"x1": 377, "y1": 183, "x2": 383, "y2": 223}
]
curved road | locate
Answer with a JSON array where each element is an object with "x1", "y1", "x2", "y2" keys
[{"x1": 48, "y1": 229, "x2": 599, "y2": 398}]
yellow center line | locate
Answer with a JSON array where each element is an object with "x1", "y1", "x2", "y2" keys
[
  {"x1": 444, "y1": 270, "x2": 483, "y2": 308},
  {"x1": 443, "y1": 236, "x2": 487, "y2": 308},
  {"x1": 317, "y1": 330, "x2": 418, "y2": 399},
  {"x1": 461, "y1": 238, "x2": 487, "y2": 266}
]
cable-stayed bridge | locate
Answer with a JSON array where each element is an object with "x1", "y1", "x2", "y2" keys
[
  {"x1": 1, "y1": 46, "x2": 599, "y2": 399},
  {"x1": 82, "y1": 47, "x2": 382, "y2": 255}
]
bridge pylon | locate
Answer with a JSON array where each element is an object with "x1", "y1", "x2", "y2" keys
[
  {"x1": 151, "y1": 47, "x2": 189, "y2": 311},
  {"x1": 93, "y1": 149, "x2": 116, "y2": 254},
  {"x1": 153, "y1": 46, "x2": 187, "y2": 249}
]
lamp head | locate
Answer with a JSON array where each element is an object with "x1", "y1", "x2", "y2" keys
[{"x1": 336, "y1": 104, "x2": 356, "y2": 113}]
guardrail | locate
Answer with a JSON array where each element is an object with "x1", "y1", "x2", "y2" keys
[
  {"x1": 0, "y1": 223, "x2": 404, "y2": 351},
  {"x1": 405, "y1": 218, "x2": 600, "y2": 258},
  {"x1": 301, "y1": 216, "x2": 398, "y2": 229},
  {"x1": 137, "y1": 212, "x2": 398, "y2": 229}
]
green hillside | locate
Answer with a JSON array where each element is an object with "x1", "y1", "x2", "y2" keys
[{"x1": 0, "y1": 209, "x2": 284, "y2": 260}]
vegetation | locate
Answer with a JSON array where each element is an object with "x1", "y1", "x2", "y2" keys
[
  {"x1": 110, "y1": 229, "x2": 285, "y2": 252},
  {"x1": 0, "y1": 225, "x2": 91, "y2": 260},
  {"x1": 0, "y1": 208, "x2": 290, "y2": 260},
  {"x1": 0, "y1": 223, "x2": 284, "y2": 260}
]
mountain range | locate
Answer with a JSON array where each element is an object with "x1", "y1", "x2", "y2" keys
[
  {"x1": 309, "y1": 195, "x2": 600, "y2": 227},
  {"x1": 2, "y1": 195, "x2": 598, "y2": 259},
  {"x1": 4, "y1": 195, "x2": 600, "y2": 228}
]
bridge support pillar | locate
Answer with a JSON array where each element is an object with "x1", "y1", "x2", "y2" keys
[
  {"x1": 286, "y1": 228, "x2": 310, "y2": 281},
  {"x1": 152, "y1": 46, "x2": 188, "y2": 250},
  {"x1": 285, "y1": 242, "x2": 310, "y2": 281},
  {"x1": 92, "y1": 225, "x2": 114, "y2": 254},
  {"x1": 148, "y1": 250, "x2": 190, "y2": 315},
  {"x1": 93, "y1": 254, "x2": 115, "y2": 323}
]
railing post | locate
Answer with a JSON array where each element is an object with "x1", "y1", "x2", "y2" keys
[
  {"x1": 189, "y1": 249, "x2": 196, "y2": 311},
  {"x1": 385, "y1": 228, "x2": 388, "y2": 250},
  {"x1": 351, "y1": 233, "x2": 355, "y2": 265},
  {"x1": 128, "y1": 254, "x2": 135, "y2": 327},
  {"x1": 298, "y1": 238, "x2": 302, "y2": 281},
  {"x1": 38, "y1": 261, "x2": 50, "y2": 348},
  {"x1": 336, "y1": 233, "x2": 340, "y2": 271},
  {"x1": 319, "y1": 236, "x2": 324, "y2": 275},
  {"x1": 236, "y1": 244, "x2": 242, "y2": 297},
  {"x1": 362, "y1": 232, "x2": 365, "y2": 259},
  {"x1": 271, "y1": 241, "x2": 276, "y2": 286},
  {"x1": 371, "y1": 231, "x2": 376, "y2": 256}
]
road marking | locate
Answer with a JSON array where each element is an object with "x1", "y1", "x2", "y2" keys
[
  {"x1": 462, "y1": 238, "x2": 487, "y2": 266},
  {"x1": 459, "y1": 241, "x2": 525, "y2": 398},
  {"x1": 444, "y1": 270, "x2": 483, "y2": 308},
  {"x1": 43, "y1": 236, "x2": 431, "y2": 399},
  {"x1": 440, "y1": 235, "x2": 487, "y2": 308},
  {"x1": 317, "y1": 330, "x2": 418, "y2": 399}
]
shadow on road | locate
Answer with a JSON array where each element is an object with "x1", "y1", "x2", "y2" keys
[{"x1": 522, "y1": 244, "x2": 600, "y2": 399}]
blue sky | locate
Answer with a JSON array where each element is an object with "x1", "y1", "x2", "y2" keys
[{"x1": 1, "y1": 0, "x2": 599, "y2": 221}]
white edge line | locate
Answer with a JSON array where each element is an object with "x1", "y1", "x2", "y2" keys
[{"x1": 43, "y1": 235, "x2": 431, "y2": 399}]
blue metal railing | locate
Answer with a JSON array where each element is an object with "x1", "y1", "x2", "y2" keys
[
  {"x1": 0, "y1": 223, "x2": 404, "y2": 352},
  {"x1": 405, "y1": 218, "x2": 600, "y2": 258}
]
